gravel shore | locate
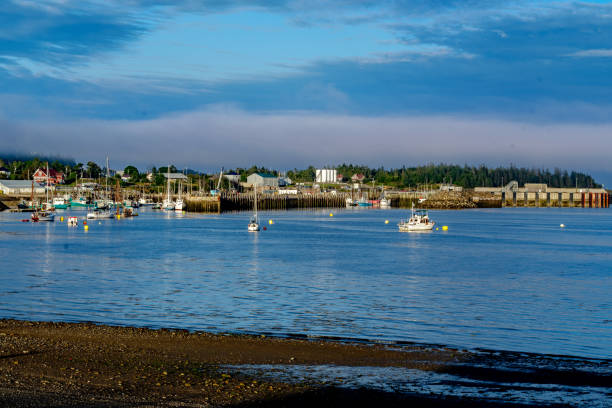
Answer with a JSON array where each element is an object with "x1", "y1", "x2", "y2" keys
[{"x1": 0, "y1": 319, "x2": 608, "y2": 407}]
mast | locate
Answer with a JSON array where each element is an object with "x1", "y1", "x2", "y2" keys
[
  {"x1": 46, "y1": 162, "x2": 49, "y2": 204},
  {"x1": 166, "y1": 164, "x2": 171, "y2": 203}
]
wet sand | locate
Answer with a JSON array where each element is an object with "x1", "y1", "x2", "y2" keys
[{"x1": 0, "y1": 319, "x2": 608, "y2": 407}]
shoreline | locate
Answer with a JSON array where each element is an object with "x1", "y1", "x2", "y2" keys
[{"x1": 1, "y1": 319, "x2": 609, "y2": 407}]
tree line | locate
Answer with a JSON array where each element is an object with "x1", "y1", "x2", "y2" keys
[{"x1": 1, "y1": 155, "x2": 602, "y2": 189}]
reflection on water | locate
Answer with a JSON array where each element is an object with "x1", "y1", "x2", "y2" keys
[{"x1": 0, "y1": 207, "x2": 611, "y2": 359}]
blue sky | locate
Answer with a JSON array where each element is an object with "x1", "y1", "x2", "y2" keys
[{"x1": 1, "y1": 0, "x2": 612, "y2": 184}]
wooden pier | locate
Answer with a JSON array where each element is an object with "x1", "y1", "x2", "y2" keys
[{"x1": 185, "y1": 192, "x2": 349, "y2": 213}]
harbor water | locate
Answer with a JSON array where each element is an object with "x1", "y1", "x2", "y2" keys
[{"x1": 0, "y1": 207, "x2": 611, "y2": 359}]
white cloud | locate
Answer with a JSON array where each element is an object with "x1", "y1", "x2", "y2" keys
[{"x1": 565, "y1": 49, "x2": 612, "y2": 57}]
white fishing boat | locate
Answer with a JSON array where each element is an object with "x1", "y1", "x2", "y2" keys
[
  {"x1": 380, "y1": 197, "x2": 391, "y2": 208},
  {"x1": 398, "y1": 204, "x2": 435, "y2": 232},
  {"x1": 345, "y1": 197, "x2": 357, "y2": 207},
  {"x1": 248, "y1": 187, "x2": 260, "y2": 232},
  {"x1": 87, "y1": 208, "x2": 114, "y2": 219}
]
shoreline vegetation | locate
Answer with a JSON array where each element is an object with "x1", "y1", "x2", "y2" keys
[
  {"x1": 0, "y1": 319, "x2": 609, "y2": 407},
  {"x1": 0, "y1": 155, "x2": 601, "y2": 190}
]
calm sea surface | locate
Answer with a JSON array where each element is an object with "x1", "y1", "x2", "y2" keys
[{"x1": 1, "y1": 207, "x2": 610, "y2": 359}]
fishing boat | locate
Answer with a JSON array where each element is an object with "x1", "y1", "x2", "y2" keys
[
  {"x1": 380, "y1": 196, "x2": 391, "y2": 208},
  {"x1": 87, "y1": 208, "x2": 114, "y2": 219},
  {"x1": 70, "y1": 197, "x2": 91, "y2": 208},
  {"x1": 151, "y1": 202, "x2": 162, "y2": 210},
  {"x1": 398, "y1": 204, "x2": 435, "y2": 232},
  {"x1": 52, "y1": 197, "x2": 70, "y2": 209},
  {"x1": 247, "y1": 187, "x2": 260, "y2": 232}
]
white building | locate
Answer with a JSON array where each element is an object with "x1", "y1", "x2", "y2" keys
[
  {"x1": 163, "y1": 173, "x2": 189, "y2": 181},
  {"x1": 0, "y1": 180, "x2": 46, "y2": 195},
  {"x1": 316, "y1": 169, "x2": 337, "y2": 184},
  {"x1": 247, "y1": 173, "x2": 278, "y2": 187}
]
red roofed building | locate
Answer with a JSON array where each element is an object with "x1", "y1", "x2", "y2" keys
[
  {"x1": 33, "y1": 168, "x2": 64, "y2": 185},
  {"x1": 351, "y1": 173, "x2": 365, "y2": 183}
]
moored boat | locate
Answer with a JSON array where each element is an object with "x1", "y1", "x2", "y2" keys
[{"x1": 398, "y1": 204, "x2": 435, "y2": 232}]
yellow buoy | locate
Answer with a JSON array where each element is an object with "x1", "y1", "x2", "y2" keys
[
  {"x1": 329, "y1": 213, "x2": 333, "y2": 217},
  {"x1": 117, "y1": 214, "x2": 121, "y2": 220},
  {"x1": 385, "y1": 220, "x2": 389, "y2": 224},
  {"x1": 436, "y1": 227, "x2": 439, "y2": 231},
  {"x1": 442, "y1": 225, "x2": 448, "y2": 231},
  {"x1": 84, "y1": 225, "x2": 89, "y2": 231},
  {"x1": 60, "y1": 216, "x2": 64, "y2": 222},
  {"x1": 268, "y1": 219, "x2": 274, "y2": 225}
]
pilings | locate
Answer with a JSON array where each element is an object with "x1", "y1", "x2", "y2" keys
[{"x1": 186, "y1": 193, "x2": 348, "y2": 213}]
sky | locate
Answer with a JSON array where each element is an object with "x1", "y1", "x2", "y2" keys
[{"x1": 1, "y1": 0, "x2": 612, "y2": 184}]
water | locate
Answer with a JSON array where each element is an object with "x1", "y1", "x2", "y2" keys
[{"x1": 1, "y1": 207, "x2": 611, "y2": 359}]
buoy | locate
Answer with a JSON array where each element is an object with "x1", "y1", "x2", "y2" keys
[
  {"x1": 83, "y1": 221, "x2": 87, "y2": 225},
  {"x1": 263, "y1": 227, "x2": 267, "y2": 231},
  {"x1": 268, "y1": 219, "x2": 274, "y2": 225},
  {"x1": 385, "y1": 220, "x2": 389, "y2": 224},
  {"x1": 117, "y1": 214, "x2": 121, "y2": 220},
  {"x1": 560, "y1": 224, "x2": 565, "y2": 228},
  {"x1": 84, "y1": 225, "x2": 89, "y2": 231},
  {"x1": 442, "y1": 225, "x2": 448, "y2": 231},
  {"x1": 436, "y1": 227, "x2": 439, "y2": 231},
  {"x1": 329, "y1": 213, "x2": 334, "y2": 217},
  {"x1": 60, "y1": 216, "x2": 64, "y2": 222}
]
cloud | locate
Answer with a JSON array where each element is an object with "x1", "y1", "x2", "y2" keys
[
  {"x1": 2, "y1": 108, "x2": 611, "y2": 177},
  {"x1": 565, "y1": 49, "x2": 612, "y2": 57}
]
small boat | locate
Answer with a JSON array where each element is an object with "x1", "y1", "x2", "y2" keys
[
  {"x1": 31, "y1": 211, "x2": 55, "y2": 222},
  {"x1": 52, "y1": 197, "x2": 69, "y2": 209},
  {"x1": 174, "y1": 198, "x2": 184, "y2": 212},
  {"x1": 71, "y1": 197, "x2": 92, "y2": 208},
  {"x1": 248, "y1": 187, "x2": 260, "y2": 232},
  {"x1": 87, "y1": 208, "x2": 114, "y2": 219},
  {"x1": 345, "y1": 197, "x2": 357, "y2": 207},
  {"x1": 67, "y1": 216, "x2": 78, "y2": 226},
  {"x1": 151, "y1": 202, "x2": 162, "y2": 210},
  {"x1": 163, "y1": 164, "x2": 175, "y2": 210},
  {"x1": 380, "y1": 197, "x2": 391, "y2": 208},
  {"x1": 398, "y1": 204, "x2": 435, "y2": 232}
]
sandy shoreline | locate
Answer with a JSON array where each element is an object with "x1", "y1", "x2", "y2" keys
[{"x1": 0, "y1": 319, "x2": 609, "y2": 407}]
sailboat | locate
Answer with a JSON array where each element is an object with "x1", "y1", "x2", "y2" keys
[
  {"x1": 247, "y1": 186, "x2": 260, "y2": 232},
  {"x1": 88, "y1": 157, "x2": 113, "y2": 219},
  {"x1": 32, "y1": 163, "x2": 55, "y2": 222},
  {"x1": 163, "y1": 164, "x2": 175, "y2": 210}
]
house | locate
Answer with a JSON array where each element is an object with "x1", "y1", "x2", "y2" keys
[
  {"x1": 223, "y1": 172, "x2": 241, "y2": 184},
  {"x1": 0, "y1": 180, "x2": 45, "y2": 195},
  {"x1": 247, "y1": 173, "x2": 278, "y2": 188},
  {"x1": 146, "y1": 172, "x2": 154, "y2": 181},
  {"x1": 121, "y1": 174, "x2": 132, "y2": 182},
  {"x1": 33, "y1": 168, "x2": 64, "y2": 185},
  {"x1": 0, "y1": 166, "x2": 10, "y2": 177},
  {"x1": 278, "y1": 176, "x2": 292, "y2": 187},
  {"x1": 336, "y1": 174, "x2": 344, "y2": 182},
  {"x1": 351, "y1": 174, "x2": 365, "y2": 183}
]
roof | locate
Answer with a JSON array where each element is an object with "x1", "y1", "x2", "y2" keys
[
  {"x1": 0, "y1": 166, "x2": 9, "y2": 172},
  {"x1": 0, "y1": 180, "x2": 44, "y2": 188},
  {"x1": 253, "y1": 173, "x2": 276, "y2": 178},
  {"x1": 163, "y1": 173, "x2": 188, "y2": 180},
  {"x1": 34, "y1": 168, "x2": 63, "y2": 177}
]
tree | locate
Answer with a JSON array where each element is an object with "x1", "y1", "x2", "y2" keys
[{"x1": 86, "y1": 161, "x2": 102, "y2": 179}]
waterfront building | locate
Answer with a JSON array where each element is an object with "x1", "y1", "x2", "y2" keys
[
  {"x1": 223, "y1": 172, "x2": 241, "y2": 184},
  {"x1": 247, "y1": 173, "x2": 278, "y2": 188},
  {"x1": 316, "y1": 169, "x2": 337, "y2": 184},
  {"x1": 0, "y1": 166, "x2": 10, "y2": 177},
  {"x1": 0, "y1": 180, "x2": 46, "y2": 195},
  {"x1": 33, "y1": 168, "x2": 64, "y2": 184}
]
